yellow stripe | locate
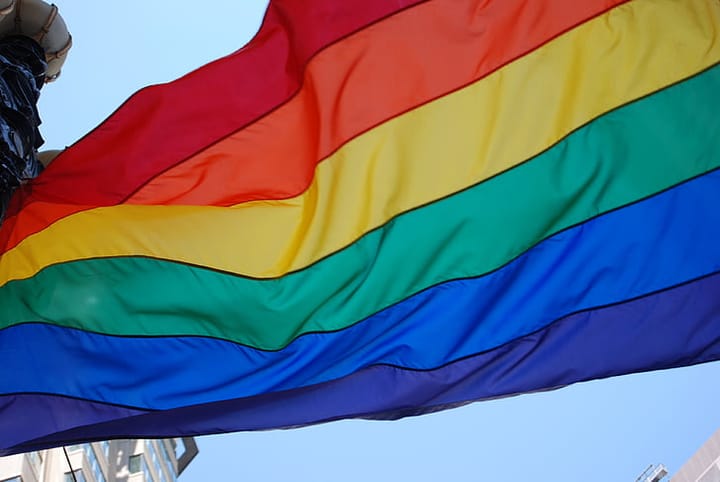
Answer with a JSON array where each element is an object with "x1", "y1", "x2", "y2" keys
[{"x1": 2, "y1": 0, "x2": 719, "y2": 285}]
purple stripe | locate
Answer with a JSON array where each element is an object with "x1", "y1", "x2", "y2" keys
[
  {"x1": 4, "y1": 270, "x2": 720, "y2": 455},
  {"x1": 0, "y1": 395, "x2": 147, "y2": 454}
]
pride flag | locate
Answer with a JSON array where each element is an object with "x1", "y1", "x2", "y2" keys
[{"x1": 1, "y1": 0, "x2": 720, "y2": 455}]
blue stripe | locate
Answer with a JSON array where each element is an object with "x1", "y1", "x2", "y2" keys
[
  {"x1": 1, "y1": 169, "x2": 720, "y2": 409},
  {"x1": 4, "y1": 267, "x2": 720, "y2": 455}
]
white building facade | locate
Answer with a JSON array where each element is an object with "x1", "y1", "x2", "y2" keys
[
  {"x1": 672, "y1": 429, "x2": 720, "y2": 482},
  {"x1": 0, "y1": 438, "x2": 197, "y2": 482}
]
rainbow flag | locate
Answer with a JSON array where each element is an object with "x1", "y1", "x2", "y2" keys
[{"x1": 1, "y1": 0, "x2": 720, "y2": 454}]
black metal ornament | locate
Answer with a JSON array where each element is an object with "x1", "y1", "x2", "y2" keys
[{"x1": 0, "y1": 34, "x2": 45, "y2": 225}]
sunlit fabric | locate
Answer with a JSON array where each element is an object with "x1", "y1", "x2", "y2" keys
[{"x1": 1, "y1": 0, "x2": 719, "y2": 455}]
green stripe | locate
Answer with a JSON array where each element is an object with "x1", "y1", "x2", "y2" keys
[{"x1": 2, "y1": 64, "x2": 719, "y2": 350}]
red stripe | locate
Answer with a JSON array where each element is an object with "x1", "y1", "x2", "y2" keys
[
  {"x1": 0, "y1": 0, "x2": 424, "y2": 248},
  {"x1": 128, "y1": 0, "x2": 630, "y2": 206},
  {"x1": 32, "y1": 0, "x2": 426, "y2": 204},
  {"x1": 1, "y1": 0, "x2": 628, "y2": 252}
]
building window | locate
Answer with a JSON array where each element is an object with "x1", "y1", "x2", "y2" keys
[
  {"x1": 99, "y1": 441, "x2": 110, "y2": 459},
  {"x1": 64, "y1": 470, "x2": 86, "y2": 482},
  {"x1": 146, "y1": 440, "x2": 167, "y2": 482},
  {"x1": 158, "y1": 441, "x2": 177, "y2": 481},
  {"x1": 131, "y1": 449, "x2": 153, "y2": 482},
  {"x1": 143, "y1": 457, "x2": 153, "y2": 482},
  {"x1": 1, "y1": 477, "x2": 22, "y2": 482},
  {"x1": 129, "y1": 454, "x2": 142, "y2": 473},
  {"x1": 28, "y1": 451, "x2": 42, "y2": 467},
  {"x1": 27, "y1": 451, "x2": 42, "y2": 475},
  {"x1": 84, "y1": 444, "x2": 107, "y2": 482},
  {"x1": 172, "y1": 439, "x2": 184, "y2": 460}
]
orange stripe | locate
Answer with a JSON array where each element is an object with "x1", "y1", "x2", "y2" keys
[
  {"x1": 0, "y1": 0, "x2": 427, "y2": 251},
  {"x1": 1, "y1": 0, "x2": 626, "y2": 254},
  {"x1": 127, "y1": 0, "x2": 627, "y2": 205}
]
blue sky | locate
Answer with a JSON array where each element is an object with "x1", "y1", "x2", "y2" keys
[{"x1": 36, "y1": 2, "x2": 720, "y2": 480}]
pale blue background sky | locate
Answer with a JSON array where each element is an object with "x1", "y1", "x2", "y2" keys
[{"x1": 36, "y1": 2, "x2": 720, "y2": 480}]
